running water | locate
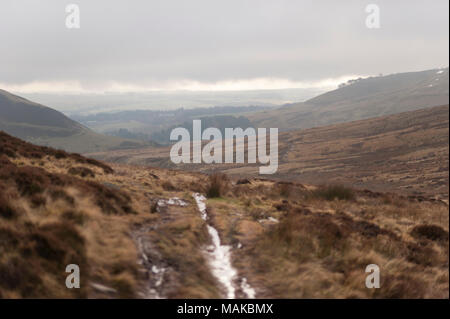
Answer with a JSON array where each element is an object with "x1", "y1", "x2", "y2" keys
[{"x1": 193, "y1": 193, "x2": 256, "y2": 299}]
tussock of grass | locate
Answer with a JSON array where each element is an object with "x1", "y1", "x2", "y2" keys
[
  {"x1": 206, "y1": 173, "x2": 229, "y2": 198},
  {"x1": 278, "y1": 182, "x2": 292, "y2": 197},
  {"x1": 0, "y1": 155, "x2": 134, "y2": 216},
  {"x1": 311, "y1": 184, "x2": 355, "y2": 201},
  {"x1": 161, "y1": 180, "x2": 177, "y2": 191},
  {"x1": 0, "y1": 222, "x2": 88, "y2": 298},
  {"x1": 68, "y1": 166, "x2": 95, "y2": 178},
  {"x1": 244, "y1": 206, "x2": 447, "y2": 298},
  {"x1": 0, "y1": 132, "x2": 140, "y2": 298},
  {"x1": 410, "y1": 224, "x2": 449, "y2": 242},
  {"x1": 0, "y1": 192, "x2": 17, "y2": 220},
  {"x1": 0, "y1": 131, "x2": 114, "y2": 173}
]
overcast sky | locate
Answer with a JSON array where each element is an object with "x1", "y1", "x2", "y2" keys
[{"x1": 0, "y1": 0, "x2": 448, "y2": 93}]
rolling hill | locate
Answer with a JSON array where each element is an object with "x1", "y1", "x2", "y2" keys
[
  {"x1": 0, "y1": 89, "x2": 148, "y2": 153},
  {"x1": 88, "y1": 104, "x2": 449, "y2": 199},
  {"x1": 248, "y1": 68, "x2": 449, "y2": 131}
]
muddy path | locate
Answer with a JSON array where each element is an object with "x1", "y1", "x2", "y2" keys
[
  {"x1": 131, "y1": 194, "x2": 258, "y2": 299},
  {"x1": 131, "y1": 197, "x2": 189, "y2": 298},
  {"x1": 193, "y1": 193, "x2": 256, "y2": 299}
]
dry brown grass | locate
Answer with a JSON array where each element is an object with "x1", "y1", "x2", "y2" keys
[
  {"x1": 0, "y1": 132, "x2": 142, "y2": 298},
  {"x1": 1, "y1": 131, "x2": 448, "y2": 299},
  {"x1": 206, "y1": 179, "x2": 449, "y2": 299},
  {"x1": 1, "y1": 131, "x2": 114, "y2": 174},
  {"x1": 68, "y1": 166, "x2": 95, "y2": 178},
  {"x1": 410, "y1": 224, "x2": 449, "y2": 242},
  {"x1": 0, "y1": 220, "x2": 88, "y2": 298},
  {"x1": 0, "y1": 180, "x2": 140, "y2": 298}
]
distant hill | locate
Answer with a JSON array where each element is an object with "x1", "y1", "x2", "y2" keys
[
  {"x1": 71, "y1": 105, "x2": 271, "y2": 141},
  {"x1": 150, "y1": 115, "x2": 252, "y2": 145},
  {"x1": 0, "y1": 89, "x2": 149, "y2": 153},
  {"x1": 249, "y1": 68, "x2": 449, "y2": 130}
]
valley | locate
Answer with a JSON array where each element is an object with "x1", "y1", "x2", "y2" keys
[
  {"x1": 89, "y1": 104, "x2": 450, "y2": 200},
  {"x1": 1, "y1": 68, "x2": 449, "y2": 299}
]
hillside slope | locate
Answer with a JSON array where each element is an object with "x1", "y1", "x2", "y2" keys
[
  {"x1": 249, "y1": 68, "x2": 449, "y2": 130},
  {"x1": 89, "y1": 105, "x2": 449, "y2": 199},
  {"x1": 0, "y1": 89, "x2": 147, "y2": 153},
  {"x1": 0, "y1": 131, "x2": 448, "y2": 298}
]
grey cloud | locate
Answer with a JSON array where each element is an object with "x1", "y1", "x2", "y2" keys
[{"x1": 0, "y1": 0, "x2": 448, "y2": 88}]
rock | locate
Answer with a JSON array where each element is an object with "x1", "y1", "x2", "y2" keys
[
  {"x1": 151, "y1": 197, "x2": 188, "y2": 214},
  {"x1": 90, "y1": 282, "x2": 117, "y2": 294},
  {"x1": 155, "y1": 200, "x2": 168, "y2": 213},
  {"x1": 258, "y1": 217, "x2": 279, "y2": 224},
  {"x1": 166, "y1": 197, "x2": 188, "y2": 206},
  {"x1": 268, "y1": 217, "x2": 279, "y2": 223}
]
